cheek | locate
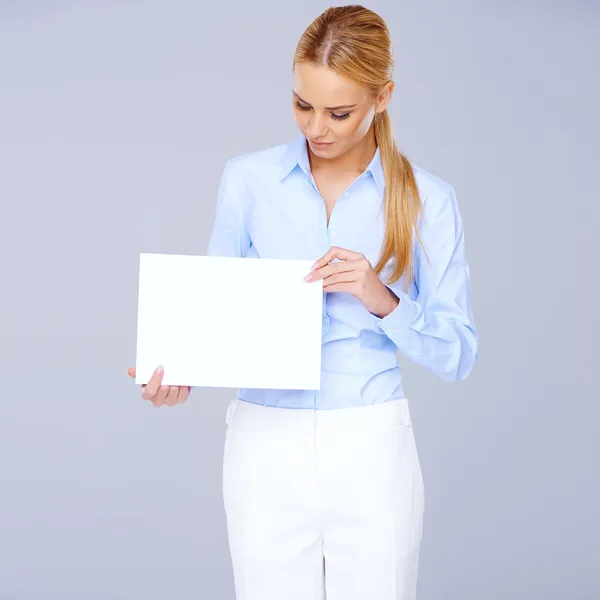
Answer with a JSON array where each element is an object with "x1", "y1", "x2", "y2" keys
[
  {"x1": 355, "y1": 110, "x2": 375, "y2": 136},
  {"x1": 335, "y1": 113, "x2": 372, "y2": 147},
  {"x1": 293, "y1": 107, "x2": 309, "y2": 128},
  {"x1": 332, "y1": 117, "x2": 361, "y2": 140}
]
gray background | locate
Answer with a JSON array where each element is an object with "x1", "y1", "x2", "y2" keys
[{"x1": 1, "y1": 0, "x2": 598, "y2": 598}]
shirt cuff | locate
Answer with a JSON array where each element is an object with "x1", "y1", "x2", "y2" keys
[{"x1": 371, "y1": 288, "x2": 419, "y2": 335}]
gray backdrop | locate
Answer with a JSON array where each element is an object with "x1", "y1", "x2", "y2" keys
[{"x1": 1, "y1": 1, "x2": 598, "y2": 599}]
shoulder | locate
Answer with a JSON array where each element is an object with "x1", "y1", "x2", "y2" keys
[
  {"x1": 411, "y1": 163, "x2": 456, "y2": 206},
  {"x1": 222, "y1": 139, "x2": 290, "y2": 180},
  {"x1": 410, "y1": 162, "x2": 461, "y2": 226}
]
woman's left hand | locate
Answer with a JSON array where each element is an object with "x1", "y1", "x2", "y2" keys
[{"x1": 305, "y1": 246, "x2": 399, "y2": 318}]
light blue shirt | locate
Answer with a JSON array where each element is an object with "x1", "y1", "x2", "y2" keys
[{"x1": 206, "y1": 133, "x2": 478, "y2": 409}]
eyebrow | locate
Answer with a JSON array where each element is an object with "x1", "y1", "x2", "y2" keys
[{"x1": 293, "y1": 91, "x2": 357, "y2": 111}]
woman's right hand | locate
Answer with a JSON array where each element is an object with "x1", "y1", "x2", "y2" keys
[{"x1": 126, "y1": 366, "x2": 192, "y2": 407}]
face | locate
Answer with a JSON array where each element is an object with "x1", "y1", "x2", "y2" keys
[{"x1": 292, "y1": 61, "x2": 392, "y2": 158}]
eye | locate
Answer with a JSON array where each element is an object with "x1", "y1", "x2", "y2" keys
[
  {"x1": 295, "y1": 100, "x2": 311, "y2": 111},
  {"x1": 294, "y1": 100, "x2": 351, "y2": 121}
]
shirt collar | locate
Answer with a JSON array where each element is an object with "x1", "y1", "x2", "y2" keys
[{"x1": 280, "y1": 133, "x2": 385, "y2": 196}]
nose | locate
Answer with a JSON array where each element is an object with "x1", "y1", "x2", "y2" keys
[{"x1": 305, "y1": 113, "x2": 329, "y2": 140}]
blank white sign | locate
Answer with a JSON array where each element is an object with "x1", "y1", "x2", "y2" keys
[{"x1": 135, "y1": 253, "x2": 323, "y2": 390}]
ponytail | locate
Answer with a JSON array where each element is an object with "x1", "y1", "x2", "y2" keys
[{"x1": 372, "y1": 110, "x2": 424, "y2": 290}]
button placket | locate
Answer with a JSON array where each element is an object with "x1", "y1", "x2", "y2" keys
[{"x1": 328, "y1": 188, "x2": 351, "y2": 245}]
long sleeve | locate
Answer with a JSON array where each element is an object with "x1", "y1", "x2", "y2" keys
[
  {"x1": 190, "y1": 160, "x2": 250, "y2": 392},
  {"x1": 206, "y1": 159, "x2": 252, "y2": 258},
  {"x1": 372, "y1": 183, "x2": 478, "y2": 381}
]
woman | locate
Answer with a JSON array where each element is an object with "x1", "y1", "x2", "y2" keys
[{"x1": 128, "y1": 5, "x2": 477, "y2": 599}]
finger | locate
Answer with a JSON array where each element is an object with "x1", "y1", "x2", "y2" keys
[
  {"x1": 177, "y1": 388, "x2": 190, "y2": 403},
  {"x1": 322, "y1": 282, "x2": 357, "y2": 294},
  {"x1": 126, "y1": 367, "x2": 136, "y2": 379},
  {"x1": 142, "y1": 374, "x2": 164, "y2": 402},
  {"x1": 164, "y1": 386, "x2": 180, "y2": 407},
  {"x1": 307, "y1": 259, "x2": 363, "y2": 282},
  {"x1": 141, "y1": 384, "x2": 151, "y2": 400},
  {"x1": 151, "y1": 385, "x2": 170, "y2": 407},
  {"x1": 322, "y1": 271, "x2": 360, "y2": 289},
  {"x1": 145, "y1": 366, "x2": 164, "y2": 398},
  {"x1": 311, "y1": 246, "x2": 363, "y2": 271}
]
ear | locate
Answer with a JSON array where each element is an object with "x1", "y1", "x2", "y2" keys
[{"x1": 375, "y1": 81, "x2": 395, "y2": 114}]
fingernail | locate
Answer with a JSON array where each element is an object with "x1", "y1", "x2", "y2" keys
[
  {"x1": 156, "y1": 365, "x2": 164, "y2": 374},
  {"x1": 304, "y1": 273, "x2": 312, "y2": 282},
  {"x1": 311, "y1": 261, "x2": 318, "y2": 269}
]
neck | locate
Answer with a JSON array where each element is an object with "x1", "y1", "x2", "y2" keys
[{"x1": 307, "y1": 126, "x2": 377, "y2": 177}]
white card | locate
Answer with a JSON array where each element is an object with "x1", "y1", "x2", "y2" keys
[{"x1": 135, "y1": 253, "x2": 323, "y2": 390}]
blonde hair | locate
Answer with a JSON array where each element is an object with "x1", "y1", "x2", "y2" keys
[{"x1": 293, "y1": 5, "x2": 423, "y2": 288}]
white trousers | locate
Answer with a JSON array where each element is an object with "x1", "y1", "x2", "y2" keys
[{"x1": 222, "y1": 397, "x2": 425, "y2": 600}]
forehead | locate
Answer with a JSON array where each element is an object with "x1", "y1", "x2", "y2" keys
[{"x1": 293, "y1": 62, "x2": 369, "y2": 106}]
